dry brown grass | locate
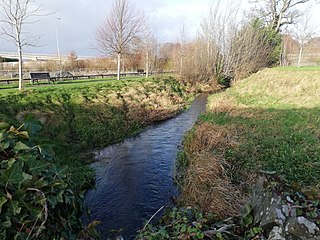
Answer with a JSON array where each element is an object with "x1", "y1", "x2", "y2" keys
[
  {"x1": 184, "y1": 122, "x2": 238, "y2": 153},
  {"x1": 117, "y1": 87, "x2": 185, "y2": 125},
  {"x1": 179, "y1": 152, "x2": 244, "y2": 218},
  {"x1": 179, "y1": 122, "x2": 247, "y2": 218},
  {"x1": 207, "y1": 95, "x2": 238, "y2": 113}
]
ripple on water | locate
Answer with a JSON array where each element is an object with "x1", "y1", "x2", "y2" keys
[{"x1": 84, "y1": 94, "x2": 208, "y2": 239}]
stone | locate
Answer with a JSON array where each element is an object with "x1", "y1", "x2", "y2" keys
[
  {"x1": 285, "y1": 217, "x2": 320, "y2": 239},
  {"x1": 281, "y1": 204, "x2": 296, "y2": 218},
  {"x1": 250, "y1": 178, "x2": 320, "y2": 240},
  {"x1": 268, "y1": 226, "x2": 286, "y2": 240},
  {"x1": 251, "y1": 178, "x2": 286, "y2": 234}
]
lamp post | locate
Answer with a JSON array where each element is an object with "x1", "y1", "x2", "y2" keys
[{"x1": 55, "y1": 17, "x2": 61, "y2": 77}]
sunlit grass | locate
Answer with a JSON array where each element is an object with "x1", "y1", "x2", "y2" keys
[
  {"x1": 178, "y1": 67, "x2": 320, "y2": 215},
  {"x1": 204, "y1": 67, "x2": 320, "y2": 187},
  {"x1": 273, "y1": 66, "x2": 320, "y2": 71}
]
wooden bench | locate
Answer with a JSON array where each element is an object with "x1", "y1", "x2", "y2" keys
[{"x1": 30, "y1": 72, "x2": 55, "y2": 84}]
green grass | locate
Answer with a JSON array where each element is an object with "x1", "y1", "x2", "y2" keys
[
  {"x1": 0, "y1": 76, "x2": 190, "y2": 189},
  {"x1": 273, "y1": 65, "x2": 320, "y2": 71},
  {"x1": 136, "y1": 67, "x2": 320, "y2": 239},
  {"x1": 0, "y1": 75, "x2": 156, "y2": 90},
  {"x1": 203, "y1": 67, "x2": 320, "y2": 187}
]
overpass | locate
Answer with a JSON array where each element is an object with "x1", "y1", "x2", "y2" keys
[{"x1": 0, "y1": 52, "x2": 96, "y2": 61}]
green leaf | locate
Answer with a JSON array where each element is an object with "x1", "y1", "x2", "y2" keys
[
  {"x1": 22, "y1": 173, "x2": 32, "y2": 181},
  {"x1": 56, "y1": 190, "x2": 64, "y2": 203},
  {"x1": 14, "y1": 142, "x2": 30, "y2": 152},
  {"x1": 0, "y1": 122, "x2": 10, "y2": 130},
  {"x1": 196, "y1": 232, "x2": 204, "y2": 238},
  {"x1": 34, "y1": 179, "x2": 48, "y2": 188},
  {"x1": 24, "y1": 116, "x2": 42, "y2": 135},
  {"x1": 2, "y1": 162, "x2": 24, "y2": 186},
  {"x1": 47, "y1": 196, "x2": 57, "y2": 208},
  {"x1": 0, "y1": 197, "x2": 7, "y2": 214},
  {"x1": 0, "y1": 230, "x2": 6, "y2": 240},
  {"x1": 0, "y1": 141, "x2": 10, "y2": 150},
  {"x1": 241, "y1": 204, "x2": 254, "y2": 227},
  {"x1": 7, "y1": 159, "x2": 16, "y2": 168},
  {"x1": 28, "y1": 206, "x2": 43, "y2": 220},
  {"x1": 28, "y1": 159, "x2": 47, "y2": 175},
  {"x1": 11, "y1": 201, "x2": 21, "y2": 215},
  {"x1": 2, "y1": 220, "x2": 11, "y2": 229}
]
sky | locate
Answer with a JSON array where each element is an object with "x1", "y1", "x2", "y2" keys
[{"x1": 0, "y1": 0, "x2": 319, "y2": 57}]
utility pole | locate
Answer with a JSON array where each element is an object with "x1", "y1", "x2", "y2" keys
[{"x1": 55, "y1": 17, "x2": 62, "y2": 77}]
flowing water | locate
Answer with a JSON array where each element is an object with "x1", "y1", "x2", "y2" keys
[{"x1": 84, "y1": 94, "x2": 208, "y2": 239}]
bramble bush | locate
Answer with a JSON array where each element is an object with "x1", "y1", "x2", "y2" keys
[{"x1": 0, "y1": 120, "x2": 99, "y2": 239}]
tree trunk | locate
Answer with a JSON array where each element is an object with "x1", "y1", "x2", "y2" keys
[
  {"x1": 281, "y1": 39, "x2": 288, "y2": 67},
  {"x1": 117, "y1": 53, "x2": 121, "y2": 80},
  {"x1": 298, "y1": 45, "x2": 303, "y2": 68},
  {"x1": 179, "y1": 55, "x2": 183, "y2": 77},
  {"x1": 145, "y1": 51, "x2": 149, "y2": 78},
  {"x1": 18, "y1": 45, "x2": 23, "y2": 90}
]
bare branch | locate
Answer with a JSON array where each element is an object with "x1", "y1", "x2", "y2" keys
[
  {"x1": 96, "y1": 0, "x2": 144, "y2": 80},
  {"x1": 287, "y1": 9, "x2": 318, "y2": 66},
  {"x1": 249, "y1": 0, "x2": 317, "y2": 32},
  {"x1": 0, "y1": 0, "x2": 45, "y2": 90}
]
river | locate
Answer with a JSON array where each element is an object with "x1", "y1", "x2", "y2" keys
[{"x1": 84, "y1": 94, "x2": 208, "y2": 239}]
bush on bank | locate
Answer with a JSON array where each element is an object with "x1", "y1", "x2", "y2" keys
[{"x1": 0, "y1": 121, "x2": 100, "y2": 239}]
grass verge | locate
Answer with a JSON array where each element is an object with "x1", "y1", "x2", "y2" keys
[{"x1": 138, "y1": 67, "x2": 320, "y2": 239}]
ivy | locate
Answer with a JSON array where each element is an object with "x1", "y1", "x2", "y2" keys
[{"x1": 0, "y1": 121, "x2": 99, "y2": 239}]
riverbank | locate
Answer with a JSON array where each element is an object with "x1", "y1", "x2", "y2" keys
[
  {"x1": 2, "y1": 76, "x2": 213, "y2": 238},
  {"x1": 138, "y1": 67, "x2": 320, "y2": 239},
  {"x1": 0, "y1": 77, "x2": 195, "y2": 189}
]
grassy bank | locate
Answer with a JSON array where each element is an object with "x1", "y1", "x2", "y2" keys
[
  {"x1": 0, "y1": 76, "x2": 192, "y2": 189},
  {"x1": 0, "y1": 76, "x2": 201, "y2": 239},
  {"x1": 180, "y1": 67, "x2": 320, "y2": 209},
  {"x1": 138, "y1": 67, "x2": 320, "y2": 238}
]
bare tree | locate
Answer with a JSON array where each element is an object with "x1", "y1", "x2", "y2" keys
[
  {"x1": 96, "y1": 0, "x2": 144, "y2": 80},
  {"x1": 177, "y1": 22, "x2": 188, "y2": 77},
  {"x1": 0, "y1": 0, "x2": 43, "y2": 90},
  {"x1": 200, "y1": 0, "x2": 240, "y2": 80},
  {"x1": 141, "y1": 17, "x2": 155, "y2": 78},
  {"x1": 231, "y1": 19, "x2": 274, "y2": 79},
  {"x1": 179, "y1": 0, "x2": 276, "y2": 86},
  {"x1": 289, "y1": 10, "x2": 317, "y2": 67},
  {"x1": 249, "y1": 0, "x2": 317, "y2": 33}
]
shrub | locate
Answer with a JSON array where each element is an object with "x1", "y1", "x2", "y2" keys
[{"x1": 0, "y1": 121, "x2": 98, "y2": 239}]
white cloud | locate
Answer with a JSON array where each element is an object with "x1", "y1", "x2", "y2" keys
[{"x1": 0, "y1": 0, "x2": 319, "y2": 56}]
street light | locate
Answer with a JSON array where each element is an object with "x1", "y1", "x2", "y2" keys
[{"x1": 55, "y1": 17, "x2": 61, "y2": 77}]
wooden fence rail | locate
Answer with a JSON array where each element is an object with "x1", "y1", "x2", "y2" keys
[{"x1": 0, "y1": 71, "x2": 174, "y2": 85}]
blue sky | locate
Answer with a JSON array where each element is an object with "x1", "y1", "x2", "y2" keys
[{"x1": 0, "y1": 0, "x2": 319, "y2": 57}]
